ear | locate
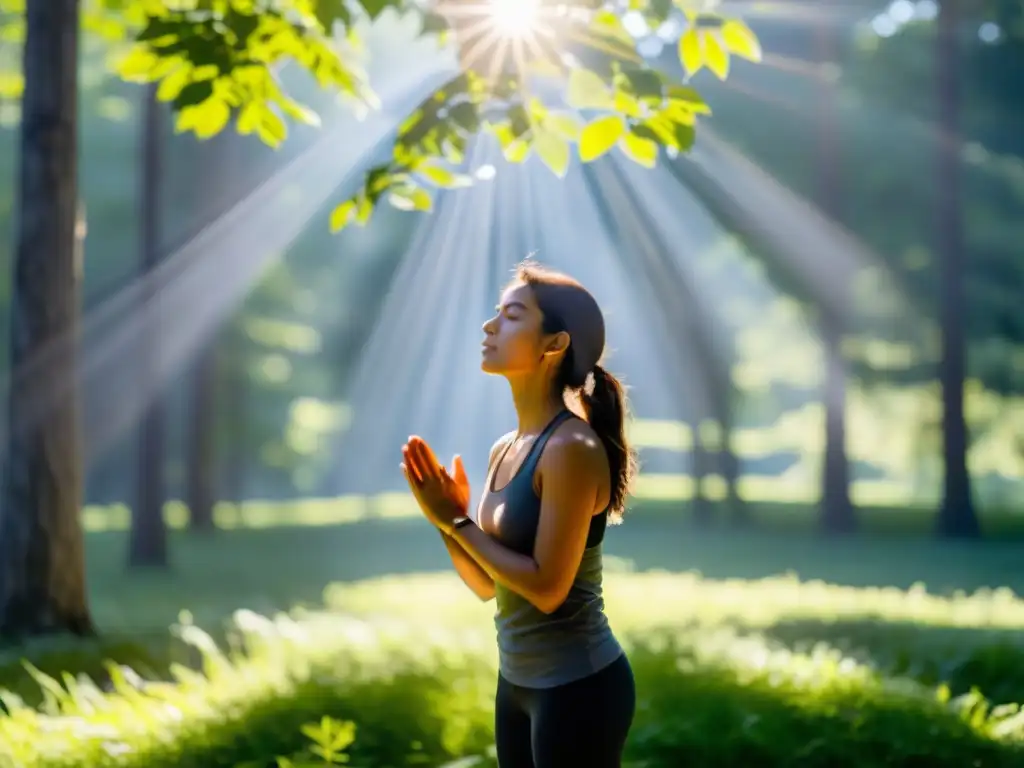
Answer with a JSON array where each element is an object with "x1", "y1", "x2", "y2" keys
[{"x1": 542, "y1": 330, "x2": 571, "y2": 357}]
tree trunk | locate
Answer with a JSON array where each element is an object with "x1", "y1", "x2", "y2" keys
[
  {"x1": 720, "y1": 426, "x2": 746, "y2": 525},
  {"x1": 0, "y1": 0, "x2": 93, "y2": 639},
  {"x1": 935, "y1": 0, "x2": 978, "y2": 538},
  {"x1": 691, "y1": 422, "x2": 713, "y2": 526},
  {"x1": 129, "y1": 83, "x2": 168, "y2": 567},
  {"x1": 186, "y1": 339, "x2": 217, "y2": 532},
  {"x1": 815, "y1": 20, "x2": 856, "y2": 535},
  {"x1": 183, "y1": 134, "x2": 236, "y2": 533},
  {"x1": 819, "y1": 315, "x2": 855, "y2": 533}
]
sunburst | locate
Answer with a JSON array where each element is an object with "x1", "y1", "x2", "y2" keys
[{"x1": 434, "y1": 0, "x2": 569, "y2": 87}]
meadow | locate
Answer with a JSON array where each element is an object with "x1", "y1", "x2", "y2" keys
[{"x1": 2, "y1": 500, "x2": 1024, "y2": 767}]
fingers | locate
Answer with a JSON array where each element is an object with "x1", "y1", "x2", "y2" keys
[
  {"x1": 452, "y1": 454, "x2": 467, "y2": 484},
  {"x1": 401, "y1": 446, "x2": 422, "y2": 483},
  {"x1": 408, "y1": 437, "x2": 441, "y2": 480}
]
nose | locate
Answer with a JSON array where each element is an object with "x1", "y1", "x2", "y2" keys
[{"x1": 482, "y1": 315, "x2": 498, "y2": 336}]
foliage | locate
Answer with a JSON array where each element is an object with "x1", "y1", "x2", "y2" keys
[
  {"x1": 2, "y1": 0, "x2": 763, "y2": 231},
  {"x1": 329, "y1": 2, "x2": 763, "y2": 232},
  {"x1": 3, "y1": 570, "x2": 1024, "y2": 766}
]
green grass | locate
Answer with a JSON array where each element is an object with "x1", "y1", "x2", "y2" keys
[
  {"x1": 5, "y1": 511, "x2": 1024, "y2": 766},
  {"x1": 74, "y1": 505, "x2": 1024, "y2": 635}
]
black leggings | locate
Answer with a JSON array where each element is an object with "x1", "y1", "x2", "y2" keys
[{"x1": 494, "y1": 653, "x2": 636, "y2": 768}]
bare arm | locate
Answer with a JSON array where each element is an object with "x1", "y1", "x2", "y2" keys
[
  {"x1": 450, "y1": 425, "x2": 607, "y2": 614},
  {"x1": 437, "y1": 433, "x2": 514, "y2": 602},
  {"x1": 439, "y1": 529, "x2": 495, "y2": 601}
]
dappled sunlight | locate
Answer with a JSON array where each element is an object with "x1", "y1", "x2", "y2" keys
[
  {"x1": 0, "y1": 1, "x2": 1021, "y2": 766},
  {"x1": 323, "y1": 570, "x2": 1024, "y2": 635},
  {"x1": 7, "y1": 568, "x2": 1024, "y2": 765}
]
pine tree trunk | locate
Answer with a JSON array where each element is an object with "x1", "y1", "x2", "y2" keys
[
  {"x1": 935, "y1": 0, "x2": 978, "y2": 538},
  {"x1": 0, "y1": 0, "x2": 93, "y2": 639},
  {"x1": 129, "y1": 83, "x2": 168, "y2": 567},
  {"x1": 819, "y1": 315, "x2": 855, "y2": 533},
  {"x1": 815, "y1": 20, "x2": 856, "y2": 535},
  {"x1": 186, "y1": 340, "x2": 217, "y2": 532}
]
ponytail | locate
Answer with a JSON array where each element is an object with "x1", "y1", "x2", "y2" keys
[{"x1": 581, "y1": 364, "x2": 637, "y2": 522}]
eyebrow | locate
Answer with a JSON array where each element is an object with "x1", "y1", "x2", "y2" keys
[{"x1": 497, "y1": 301, "x2": 529, "y2": 313}]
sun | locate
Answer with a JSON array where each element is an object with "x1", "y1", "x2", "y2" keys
[{"x1": 488, "y1": 0, "x2": 541, "y2": 38}]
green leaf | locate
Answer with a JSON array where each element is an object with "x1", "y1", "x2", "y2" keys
[
  {"x1": 257, "y1": 106, "x2": 288, "y2": 148},
  {"x1": 545, "y1": 112, "x2": 582, "y2": 142},
  {"x1": 448, "y1": 101, "x2": 480, "y2": 133},
  {"x1": 672, "y1": 121, "x2": 696, "y2": 153},
  {"x1": 621, "y1": 131, "x2": 658, "y2": 169},
  {"x1": 237, "y1": 102, "x2": 261, "y2": 135},
  {"x1": 704, "y1": 32, "x2": 730, "y2": 79},
  {"x1": 567, "y1": 68, "x2": 614, "y2": 111},
  {"x1": 330, "y1": 200, "x2": 357, "y2": 232},
  {"x1": 590, "y1": 10, "x2": 637, "y2": 48},
  {"x1": 313, "y1": 0, "x2": 351, "y2": 31},
  {"x1": 155, "y1": 67, "x2": 191, "y2": 102},
  {"x1": 634, "y1": 118, "x2": 672, "y2": 147},
  {"x1": 504, "y1": 139, "x2": 531, "y2": 164},
  {"x1": 612, "y1": 89, "x2": 642, "y2": 119},
  {"x1": 192, "y1": 97, "x2": 231, "y2": 140},
  {"x1": 533, "y1": 128, "x2": 570, "y2": 178},
  {"x1": 172, "y1": 80, "x2": 214, "y2": 110},
  {"x1": 678, "y1": 27, "x2": 703, "y2": 76},
  {"x1": 356, "y1": 0, "x2": 390, "y2": 20},
  {"x1": 417, "y1": 162, "x2": 471, "y2": 188},
  {"x1": 388, "y1": 186, "x2": 433, "y2": 212},
  {"x1": 666, "y1": 84, "x2": 711, "y2": 115},
  {"x1": 721, "y1": 19, "x2": 762, "y2": 62},
  {"x1": 279, "y1": 98, "x2": 322, "y2": 127},
  {"x1": 579, "y1": 115, "x2": 625, "y2": 163},
  {"x1": 115, "y1": 46, "x2": 160, "y2": 81},
  {"x1": 355, "y1": 192, "x2": 374, "y2": 226},
  {"x1": 616, "y1": 65, "x2": 663, "y2": 102}
]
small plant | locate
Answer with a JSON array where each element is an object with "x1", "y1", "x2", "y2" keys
[{"x1": 275, "y1": 716, "x2": 357, "y2": 766}]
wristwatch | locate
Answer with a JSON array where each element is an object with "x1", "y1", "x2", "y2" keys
[{"x1": 450, "y1": 516, "x2": 475, "y2": 533}]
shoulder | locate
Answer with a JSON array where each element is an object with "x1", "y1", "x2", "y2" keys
[
  {"x1": 488, "y1": 431, "x2": 516, "y2": 468},
  {"x1": 538, "y1": 416, "x2": 608, "y2": 483}
]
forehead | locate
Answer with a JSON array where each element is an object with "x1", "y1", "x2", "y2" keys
[{"x1": 498, "y1": 282, "x2": 538, "y2": 311}]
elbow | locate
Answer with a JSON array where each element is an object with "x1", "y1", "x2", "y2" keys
[
  {"x1": 532, "y1": 582, "x2": 570, "y2": 615},
  {"x1": 477, "y1": 584, "x2": 496, "y2": 602}
]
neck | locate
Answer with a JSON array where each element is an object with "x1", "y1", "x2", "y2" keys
[{"x1": 507, "y1": 374, "x2": 564, "y2": 435}]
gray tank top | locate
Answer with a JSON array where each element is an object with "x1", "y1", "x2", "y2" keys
[{"x1": 483, "y1": 410, "x2": 623, "y2": 689}]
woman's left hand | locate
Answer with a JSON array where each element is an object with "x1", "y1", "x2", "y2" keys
[{"x1": 401, "y1": 436, "x2": 468, "y2": 533}]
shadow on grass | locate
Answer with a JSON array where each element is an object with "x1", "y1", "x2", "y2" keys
[
  {"x1": 9, "y1": 632, "x2": 1024, "y2": 768},
  {"x1": 84, "y1": 514, "x2": 1024, "y2": 638},
  {"x1": 760, "y1": 618, "x2": 1024, "y2": 706}
]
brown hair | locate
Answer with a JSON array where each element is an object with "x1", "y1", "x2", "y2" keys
[{"x1": 514, "y1": 260, "x2": 637, "y2": 521}]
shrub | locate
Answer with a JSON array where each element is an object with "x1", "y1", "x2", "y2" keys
[{"x1": 2, "y1": 573, "x2": 1024, "y2": 767}]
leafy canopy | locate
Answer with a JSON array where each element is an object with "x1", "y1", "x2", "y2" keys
[{"x1": 1, "y1": 0, "x2": 762, "y2": 231}]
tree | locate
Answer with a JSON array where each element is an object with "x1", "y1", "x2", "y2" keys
[
  {"x1": 933, "y1": 0, "x2": 978, "y2": 537},
  {"x1": 129, "y1": 81, "x2": 169, "y2": 567},
  {"x1": 0, "y1": 0, "x2": 93, "y2": 638},
  {"x1": 813, "y1": 15, "x2": 855, "y2": 535},
  {"x1": 0, "y1": 0, "x2": 762, "y2": 637}
]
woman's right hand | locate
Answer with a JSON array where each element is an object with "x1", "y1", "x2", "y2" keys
[{"x1": 401, "y1": 437, "x2": 471, "y2": 530}]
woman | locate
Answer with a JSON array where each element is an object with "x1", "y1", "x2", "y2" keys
[{"x1": 400, "y1": 260, "x2": 637, "y2": 768}]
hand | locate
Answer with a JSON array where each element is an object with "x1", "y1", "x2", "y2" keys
[{"x1": 400, "y1": 436, "x2": 470, "y2": 534}]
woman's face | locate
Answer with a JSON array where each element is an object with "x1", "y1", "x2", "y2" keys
[{"x1": 481, "y1": 282, "x2": 565, "y2": 376}]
